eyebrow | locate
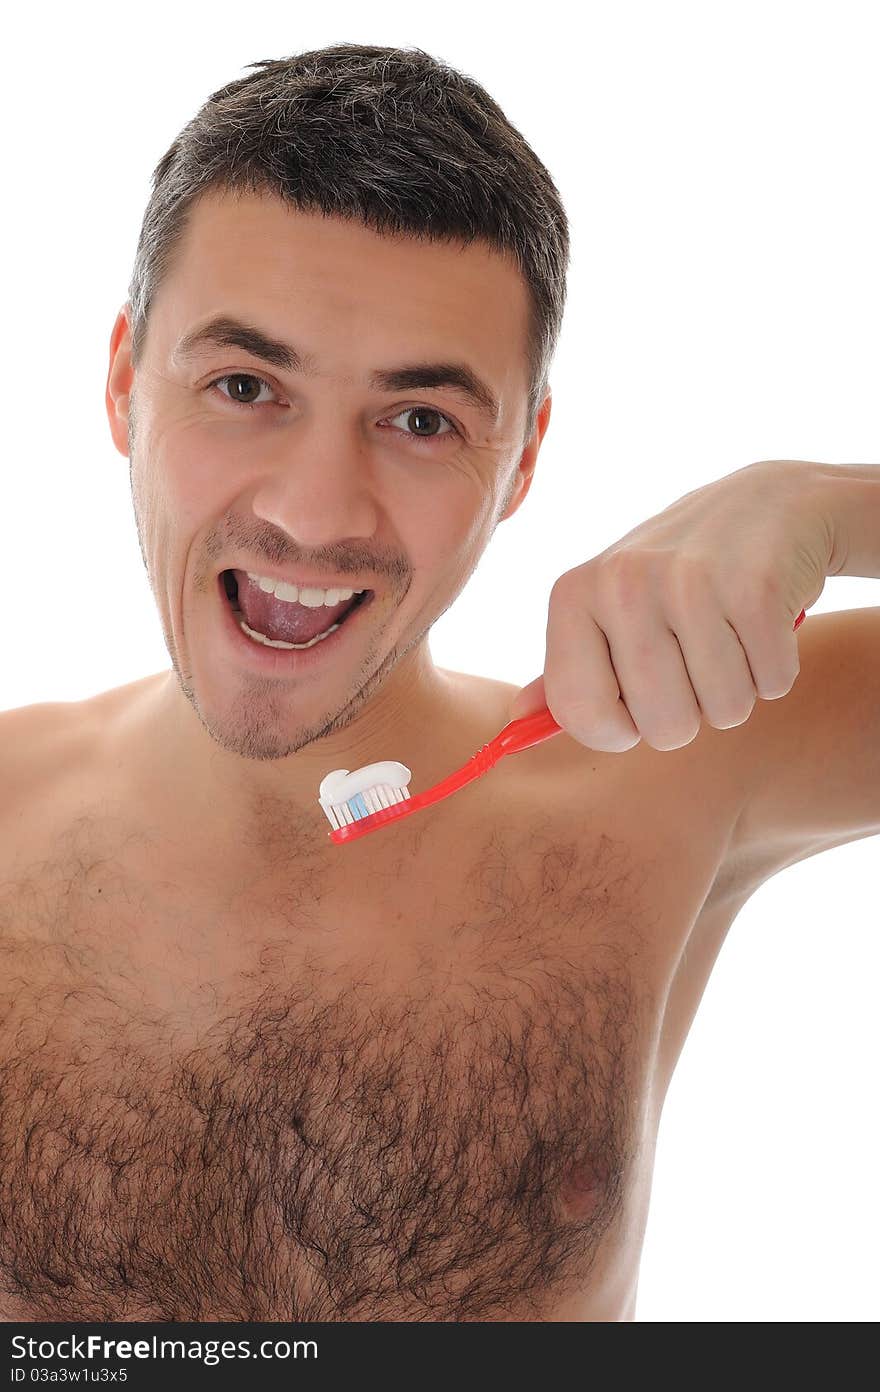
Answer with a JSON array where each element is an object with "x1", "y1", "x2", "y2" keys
[{"x1": 173, "y1": 315, "x2": 501, "y2": 425}]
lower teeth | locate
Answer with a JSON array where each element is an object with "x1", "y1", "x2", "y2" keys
[{"x1": 238, "y1": 617, "x2": 342, "y2": 650}]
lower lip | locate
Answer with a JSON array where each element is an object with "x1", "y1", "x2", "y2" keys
[{"x1": 216, "y1": 574, "x2": 374, "y2": 673}]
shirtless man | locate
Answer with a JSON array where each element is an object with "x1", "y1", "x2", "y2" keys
[{"x1": 1, "y1": 46, "x2": 877, "y2": 1322}]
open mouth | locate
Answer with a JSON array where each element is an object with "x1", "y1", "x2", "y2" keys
[{"x1": 220, "y1": 569, "x2": 371, "y2": 651}]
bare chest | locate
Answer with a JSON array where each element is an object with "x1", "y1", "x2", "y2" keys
[{"x1": 0, "y1": 780, "x2": 729, "y2": 1320}]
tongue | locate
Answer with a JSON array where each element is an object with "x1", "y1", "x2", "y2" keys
[{"x1": 233, "y1": 571, "x2": 358, "y2": 644}]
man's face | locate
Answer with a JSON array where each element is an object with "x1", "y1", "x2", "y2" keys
[{"x1": 106, "y1": 191, "x2": 549, "y2": 760}]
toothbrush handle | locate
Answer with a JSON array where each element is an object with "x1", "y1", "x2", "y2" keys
[
  {"x1": 495, "y1": 606, "x2": 807, "y2": 759},
  {"x1": 492, "y1": 706, "x2": 562, "y2": 756}
]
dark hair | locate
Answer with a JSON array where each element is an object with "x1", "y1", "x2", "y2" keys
[{"x1": 126, "y1": 42, "x2": 570, "y2": 450}]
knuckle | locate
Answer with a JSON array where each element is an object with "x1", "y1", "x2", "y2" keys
[
  {"x1": 550, "y1": 564, "x2": 593, "y2": 611},
  {"x1": 544, "y1": 680, "x2": 598, "y2": 733},
  {"x1": 643, "y1": 719, "x2": 701, "y2": 751},
  {"x1": 549, "y1": 570, "x2": 574, "y2": 602},
  {"x1": 706, "y1": 695, "x2": 756, "y2": 729},
  {"x1": 759, "y1": 676, "x2": 797, "y2": 700},
  {"x1": 729, "y1": 569, "x2": 781, "y2": 621},
  {"x1": 598, "y1": 550, "x2": 644, "y2": 610},
  {"x1": 757, "y1": 659, "x2": 800, "y2": 700},
  {"x1": 666, "y1": 554, "x2": 711, "y2": 609},
  {"x1": 602, "y1": 731, "x2": 642, "y2": 753},
  {"x1": 566, "y1": 703, "x2": 614, "y2": 743},
  {"x1": 546, "y1": 681, "x2": 637, "y2": 751}
]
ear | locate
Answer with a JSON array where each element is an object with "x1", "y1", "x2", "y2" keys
[
  {"x1": 105, "y1": 304, "x2": 135, "y2": 457},
  {"x1": 497, "y1": 390, "x2": 553, "y2": 522}
]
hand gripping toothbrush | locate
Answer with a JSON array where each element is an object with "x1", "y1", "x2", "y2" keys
[{"x1": 319, "y1": 608, "x2": 807, "y2": 845}]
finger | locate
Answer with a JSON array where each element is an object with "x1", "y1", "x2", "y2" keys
[
  {"x1": 726, "y1": 589, "x2": 802, "y2": 699},
  {"x1": 509, "y1": 674, "x2": 547, "y2": 721},
  {"x1": 665, "y1": 584, "x2": 758, "y2": 730},
  {"x1": 602, "y1": 603, "x2": 703, "y2": 751},
  {"x1": 543, "y1": 597, "x2": 640, "y2": 752}
]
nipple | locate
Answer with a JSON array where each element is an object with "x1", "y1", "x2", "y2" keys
[{"x1": 558, "y1": 1157, "x2": 609, "y2": 1221}]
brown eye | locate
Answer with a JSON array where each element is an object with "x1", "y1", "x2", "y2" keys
[
  {"x1": 209, "y1": 374, "x2": 276, "y2": 408},
  {"x1": 387, "y1": 406, "x2": 457, "y2": 443}
]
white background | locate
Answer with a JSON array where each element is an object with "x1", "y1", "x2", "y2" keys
[{"x1": 2, "y1": 0, "x2": 877, "y2": 1320}]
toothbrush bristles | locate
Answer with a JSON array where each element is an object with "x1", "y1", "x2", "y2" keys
[{"x1": 320, "y1": 782, "x2": 411, "y2": 830}]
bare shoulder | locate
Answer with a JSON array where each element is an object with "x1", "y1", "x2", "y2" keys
[
  {"x1": 0, "y1": 702, "x2": 85, "y2": 914},
  {"x1": 0, "y1": 698, "x2": 83, "y2": 803},
  {"x1": 0, "y1": 676, "x2": 159, "y2": 848},
  {"x1": 436, "y1": 665, "x2": 520, "y2": 717}
]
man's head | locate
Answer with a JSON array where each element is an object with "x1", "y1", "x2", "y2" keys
[{"x1": 105, "y1": 43, "x2": 568, "y2": 764}]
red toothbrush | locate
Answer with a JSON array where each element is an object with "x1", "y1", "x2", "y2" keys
[{"x1": 319, "y1": 607, "x2": 807, "y2": 845}]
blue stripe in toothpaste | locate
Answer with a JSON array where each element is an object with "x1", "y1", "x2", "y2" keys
[{"x1": 318, "y1": 762, "x2": 413, "y2": 828}]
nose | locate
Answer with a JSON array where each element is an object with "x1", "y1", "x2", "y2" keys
[{"x1": 249, "y1": 417, "x2": 381, "y2": 547}]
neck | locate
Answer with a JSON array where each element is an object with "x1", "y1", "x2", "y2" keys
[{"x1": 143, "y1": 640, "x2": 471, "y2": 852}]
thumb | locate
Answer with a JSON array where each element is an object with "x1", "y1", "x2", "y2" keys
[{"x1": 508, "y1": 674, "x2": 547, "y2": 723}]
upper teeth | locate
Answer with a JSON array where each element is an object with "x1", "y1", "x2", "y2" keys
[{"x1": 245, "y1": 572, "x2": 366, "y2": 608}]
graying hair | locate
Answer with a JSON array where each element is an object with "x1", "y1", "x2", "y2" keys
[{"x1": 126, "y1": 42, "x2": 570, "y2": 450}]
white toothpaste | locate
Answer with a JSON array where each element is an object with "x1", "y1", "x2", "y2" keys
[{"x1": 319, "y1": 761, "x2": 412, "y2": 824}]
